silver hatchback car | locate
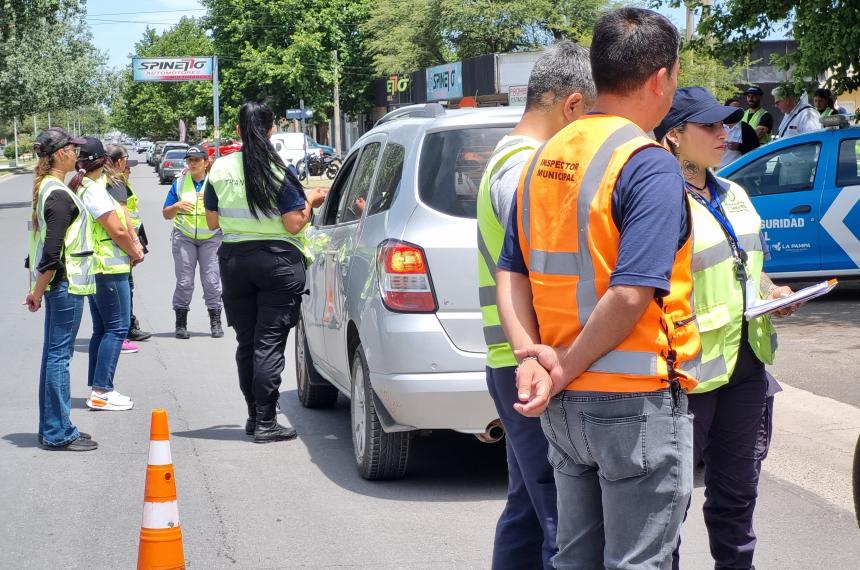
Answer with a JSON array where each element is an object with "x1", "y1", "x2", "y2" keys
[{"x1": 296, "y1": 103, "x2": 524, "y2": 479}]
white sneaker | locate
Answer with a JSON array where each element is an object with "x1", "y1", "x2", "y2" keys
[
  {"x1": 86, "y1": 390, "x2": 134, "y2": 411},
  {"x1": 108, "y1": 390, "x2": 132, "y2": 403}
]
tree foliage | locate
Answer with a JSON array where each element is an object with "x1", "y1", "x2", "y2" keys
[
  {"x1": 203, "y1": 0, "x2": 375, "y2": 123},
  {"x1": 0, "y1": 2, "x2": 105, "y2": 120},
  {"x1": 364, "y1": 0, "x2": 609, "y2": 75},
  {"x1": 661, "y1": 1, "x2": 860, "y2": 93},
  {"x1": 111, "y1": 18, "x2": 216, "y2": 140},
  {"x1": 677, "y1": 47, "x2": 749, "y2": 103}
]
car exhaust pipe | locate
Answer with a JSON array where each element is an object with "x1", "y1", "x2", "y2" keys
[{"x1": 475, "y1": 419, "x2": 505, "y2": 444}]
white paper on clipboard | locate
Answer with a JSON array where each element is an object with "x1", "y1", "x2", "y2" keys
[{"x1": 744, "y1": 279, "x2": 838, "y2": 320}]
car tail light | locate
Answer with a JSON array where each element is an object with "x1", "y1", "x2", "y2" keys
[
  {"x1": 378, "y1": 240, "x2": 437, "y2": 313},
  {"x1": 163, "y1": 161, "x2": 172, "y2": 168}
]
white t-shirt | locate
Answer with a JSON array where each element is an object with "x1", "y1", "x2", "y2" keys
[{"x1": 81, "y1": 177, "x2": 119, "y2": 219}]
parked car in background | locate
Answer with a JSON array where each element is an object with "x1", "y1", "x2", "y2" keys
[
  {"x1": 200, "y1": 139, "x2": 242, "y2": 158},
  {"x1": 158, "y1": 149, "x2": 187, "y2": 184},
  {"x1": 147, "y1": 141, "x2": 166, "y2": 166},
  {"x1": 308, "y1": 139, "x2": 336, "y2": 157},
  {"x1": 136, "y1": 139, "x2": 152, "y2": 153},
  {"x1": 154, "y1": 142, "x2": 189, "y2": 175},
  {"x1": 271, "y1": 132, "x2": 323, "y2": 167},
  {"x1": 296, "y1": 103, "x2": 521, "y2": 480},
  {"x1": 718, "y1": 114, "x2": 860, "y2": 279}
]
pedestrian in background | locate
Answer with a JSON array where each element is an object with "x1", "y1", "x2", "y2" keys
[
  {"x1": 204, "y1": 100, "x2": 327, "y2": 443},
  {"x1": 162, "y1": 146, "x2": 224, "y2": 339},
  {"x1": 72, "y1": 137, "x2": 143, "y2": 412},
  {"x1": 25, "y1": 128, "x2": 98, "y2": 451},
  {"x1": 477, "y1": 40, "x2": 595, "y2": 570},
  {"x1": 719, "y1": 97, "x2": 759, "y2": 168},
  {"x1": 500, "y1": 8, "x2": 700, "y2": 568},
  {"x1": 105, "y1": 144, "x2": 152, "y2": 351},
  {"x1": 812, "y1": 88, "x2": 839, "y2": 117},
  {"x1": 773, "y1": 86, "x2": 819, "y2": 138},
  {"x1": 741, "y1": 86, "x2": 774, "y2": 144},
  {"x1": 655, "y1": 86, "x2": 798, "y2": 570}
]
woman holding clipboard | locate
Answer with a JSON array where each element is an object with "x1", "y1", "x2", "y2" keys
[{"x1": 656, "y1": 87, "x2": 801, "y2": 570}]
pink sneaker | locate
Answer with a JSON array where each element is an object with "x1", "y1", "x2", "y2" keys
[{"x1": 121, "y1": 339, "x2": 139, "y2": 354}]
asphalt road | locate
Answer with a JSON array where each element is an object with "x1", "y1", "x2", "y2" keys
[{"x1": 0, "y1": 162, "x2": 858, "y2": 569}]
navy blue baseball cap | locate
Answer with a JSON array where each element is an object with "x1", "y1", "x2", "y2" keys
[
  {"x1": 744, "y1": 86, "x2": 764, "y2": 95},
  {"x1": 654, "y1": 87, "x2": 744, "y2": 141}
]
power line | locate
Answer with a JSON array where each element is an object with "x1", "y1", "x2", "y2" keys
[{"x1": 85, "y1": 9, "x2": 206, "y2": 17}]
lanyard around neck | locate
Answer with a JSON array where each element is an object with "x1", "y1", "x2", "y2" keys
[{"x1": 687, "y1": 182, "x2": 749, "y2": 281}]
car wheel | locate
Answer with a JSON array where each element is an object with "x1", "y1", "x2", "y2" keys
[
  {"x1": 350, "y1": 343, "x2": 410, "y2": 480},
  {"x1": 295, "y1": 316, "x2": 338, "y2": 408}
]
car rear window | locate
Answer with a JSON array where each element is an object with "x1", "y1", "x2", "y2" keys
[
  {"x1": 418, "y1": 127, "x2": 511, "y2": 218},
  {"x1": 165, "y1": 150, "x2": 185, "y2": 159}
]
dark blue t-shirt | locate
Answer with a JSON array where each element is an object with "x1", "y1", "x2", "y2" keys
[
  {"x1": 498, "y1": 146, "x2": 688, "y2": 297},
  {"x1": 203, "y1": 169, "x2": 307, "y2": 215}
]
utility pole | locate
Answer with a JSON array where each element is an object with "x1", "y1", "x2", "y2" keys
[
  {"x1": 33, "y1": 115, "x2": 37, "y2": 137},
  {"x1": 333, "y1": 50, "x2": 342, "y2": 157},
  {"x1": 47, "y1": 111, "x2": 51, "y2": 128},
  {"x1": 213, "y1": 55, "x2": 221, "y2": 158},
  {"x1": 13, "y1": 117, "x2": 19, "y2": 166}
]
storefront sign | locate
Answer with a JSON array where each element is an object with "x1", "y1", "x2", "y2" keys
[
  {"x1": 387, "y1": 75, "x2": 410, "y2": 97},
  {"x1": 132, "y1": 57, "x2": 214, "y2": 82},
  {"x1": 426, "y1": 62, "x2": 463, "y2": 101},
  {"x1": 508, "y1": 85, "x2": 528, "y2": 106}
]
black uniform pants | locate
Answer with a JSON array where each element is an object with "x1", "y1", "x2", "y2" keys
[
  {"x1": 218, "y1": 242, "x2": 306, "y2": 407},
  {"x1": 673, "y1": 341, "x2": 775, "y2": 570}
]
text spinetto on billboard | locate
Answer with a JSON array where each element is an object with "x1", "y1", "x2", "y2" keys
[{"x1": 132, "y1": 57, "x2": 214, "y2": 82}]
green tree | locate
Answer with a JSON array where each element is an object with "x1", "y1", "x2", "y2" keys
[
  {"x1": 203, "y1": 0, "x2": 375, "y2": 124},
  {"x1": 659, "y1": 1, "x2": 860, "y2": 93},
  {"x1": 677, "y1": 47, "x2": 749, "y2": 102},
  {"x1": 111, "y1": 18, "x2": 216, "y2": 140},
  {"x1": 363, "y1": 0, "x2": 609, "y2": 76}
]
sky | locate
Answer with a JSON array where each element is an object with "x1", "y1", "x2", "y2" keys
[{"x1": 86, "y1": 2, "x2": 705, "y2": 72}]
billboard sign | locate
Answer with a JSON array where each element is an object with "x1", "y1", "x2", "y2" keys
[
  {"x1": 426, "y1": 61, "x2": 463, "y2": 101},
  {"x1": 132, "y1": 57, "x2": 214, "y2": 82}
]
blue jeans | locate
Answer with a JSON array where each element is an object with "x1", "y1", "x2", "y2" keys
[
  {"x1": 542, "y1": 387, "x2": 693, "y2": 570},
  {"x1": 39, "y1": 282, "x2": 84, "y2": 446},
  {"x1": 88, "y1": 273, "x2": 130, "y2": 391},
  {"x1": 486, "y1": 366, "x2": 558, "y2": 569}
]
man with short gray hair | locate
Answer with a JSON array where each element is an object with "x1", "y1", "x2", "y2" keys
[{"x1": 476, "y1": 40, "x2": 594, "y2": 570}]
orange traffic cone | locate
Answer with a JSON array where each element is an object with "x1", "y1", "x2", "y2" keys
[{"x1": 137, "y1": 409, "x2": 185, "y2": 570}]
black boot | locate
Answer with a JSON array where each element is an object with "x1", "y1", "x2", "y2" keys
[
  {"x1": 244, "y1": 401, "x2": 256, "y2": 435},
  {"x1": 174, "y1": 308, "x2": 190, "y2": 339},
  {"x1": 253, "y1": 402, "x2": 297, "y2": 443},
  {"x1": 128, "y1": 314, "x2": 152, "y2": 341},
  {"x1": 208, "y1": 308, "x2": 224, "y2": 338}
]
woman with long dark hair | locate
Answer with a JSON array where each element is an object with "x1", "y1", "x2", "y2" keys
[
  {"x1": 26, "y1": 128, "x2": 97, "y2": 451},
  {"x1": 104, "y1": 144, "x2": 151, "y2": 349},
  {"x1": 204, "y1": 100, "x2": 327, "y2": 443},
  {"x1": 73, "y1": 137, "x2": 144, "y2": 411}
]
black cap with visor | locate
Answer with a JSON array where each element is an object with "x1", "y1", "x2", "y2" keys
[
  {"x1": 654, "y1": 86, "x2": 744, "y2": 141},
  {"x1": 33, "y1": 127, "x2": 86, "y2": 158}
]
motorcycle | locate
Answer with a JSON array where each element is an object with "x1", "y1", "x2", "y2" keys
[{"x1": 296, "y1": 154, "x2": 340, "y2": 181}]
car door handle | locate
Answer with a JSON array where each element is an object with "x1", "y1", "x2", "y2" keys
[{"x1": 790, "y1": 205, "x2": 811, "y2": 214}]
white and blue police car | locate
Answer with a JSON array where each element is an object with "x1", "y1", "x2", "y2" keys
[{"x1": 719, "y1": 114, "x2": 860, "y2": 279}]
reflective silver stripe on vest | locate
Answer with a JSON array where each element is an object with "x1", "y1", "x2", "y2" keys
[
  {"x1": 519, "y1": 144, "x2": 547, "y2": 248},
  {"x1": 221, "y1": 232, "x2": 300, "y2": 244},
  {"x1": 698, "y1": 355, "x2": 727, "y2": 381},
  {"x1": 483, "y1": 325, "x2": 508, "y2": 346},
  {"x1": 479, "y1": 286, "x2": 496, "y2": 307},
  {"x1": 574, "y1": 125, "x2": 642, "y2": 326},
  {"x1": 219, "y1": 207, "x2": 279, "y2": 220},
  {"x1": 692, "y1": 233, "x2": 762, "y2": 272},
  {"x1": 529, "y1": 250, "x2": 582, "y2": 275},
  {"x1": 586, "y1": 350, "x2": 658, "y2": 375},
  {"x1": 477, "y1": 233, "x2": 497, "y2": 277},
  {"x1": 680, "y1": 352, "x2": 701, "y2": 376}
]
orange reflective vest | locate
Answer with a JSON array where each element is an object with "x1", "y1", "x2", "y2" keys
[{"x1": 516, "y1": 114, "x2": 700, "y2": 393}]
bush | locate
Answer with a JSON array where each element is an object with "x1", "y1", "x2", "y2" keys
[{"x1": 3, "y1": 145, "x2": 16, "y2": 160}]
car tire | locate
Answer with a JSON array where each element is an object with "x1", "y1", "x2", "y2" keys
[
  {"x1": 295, "y1": 316, "x2": 338, "y2": 409},
  {"x1": 350, "y1": 343, "x2": 410, "y2": 480},
  {"x1": 853, "y1": 433, "x2": 859, "y2": 528}
]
